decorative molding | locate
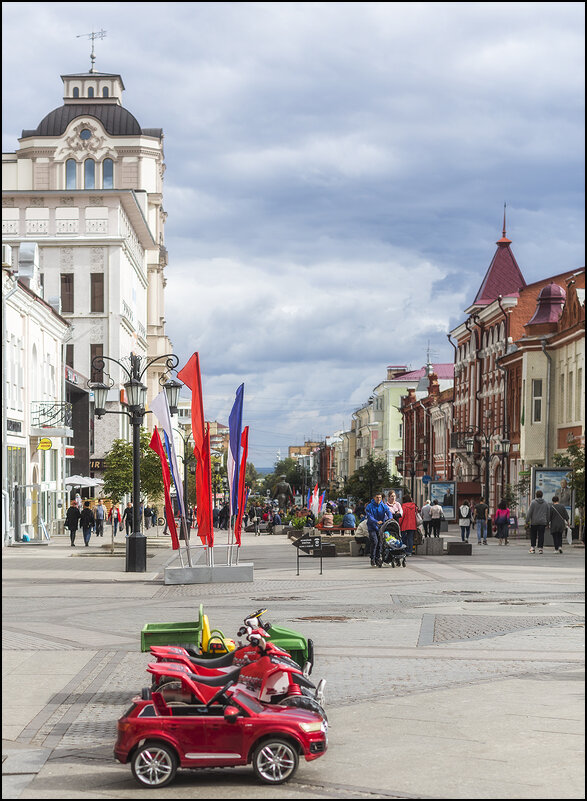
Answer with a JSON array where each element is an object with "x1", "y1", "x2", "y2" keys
[
  {"x1": 60, "y1": 247, "x2": 74, "y2": 267},
  {"x1": 2, "y1": 197, "x2": 15, "y2": 207},
  {"x1": 90, "y1": 247, "x2": 105, "y2": 266},
  {"x1": 89, "y1": 196, "x2": 104, "y2": 206},
  {"x1": 60, "y1": 196, "x2": 75, "y2": 206},
  {"x1": 30, "y1": 197, "x2": 45, "y2": 207}
]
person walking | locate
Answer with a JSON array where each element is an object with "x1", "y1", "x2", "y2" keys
[
  {"x1": 458, "y1": 499, "x2": 472, "y2": 542},
  {"x1": 122, "y1": 502, "x2": 133, "y2": 537},
  {"x1": 474, "y1": 497, "x2": 489, "y2": 544},
  {"x1": 94, "y1": 498, "x2": 106, "y2": 537},
  {"x1": 421, "y1": 499, "x2": 432, "y2": 537},
  {"x1": 151, "y1": 506, "x2": 158, "y2": 528},
  {"x1": 80, "y1": 500, "x2": 95, "y2": 547},
  {"x1": 143, "y1": 503, "x2": 151, "y2": 530},
  {"x1": 65, "y1": 499, "x2": 81, "y2": 547},
  {"x1": 365, "y1": 492, "x2": 391, "y2": 567},
  {"x1": 549, "y1": 495, "x2": 569, "y2": 554},
  {"x1": 398, "y1": 493, "x2": 419, "y2": 557},
  {"x1": 429, "y1": 500, "x2": 444, "y2": 537},
  {"x1": 109, "y1": 503, "x2": 122, "y2": 537},
  {"x1": 386, "y1": 491, "x2": 403, "y2": 521},
  {"x1": 526, "y1": 489, "x2": 550, "y2": 553},
  {"x1": 493, "y1": 499, "x2": 511, "y2": 545}
]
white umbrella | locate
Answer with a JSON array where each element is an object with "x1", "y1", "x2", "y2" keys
[{"x1": 64, "y1": 475, "x2": 103, "y2": 488}]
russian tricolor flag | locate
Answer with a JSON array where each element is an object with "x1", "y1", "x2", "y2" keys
[{"x1": 227, "y1": 384, "x2": 244, "y2": 517}]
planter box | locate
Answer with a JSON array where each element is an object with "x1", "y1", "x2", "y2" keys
[{"x1": 446, "y1": 542, "x2": 472, "y2": 555}]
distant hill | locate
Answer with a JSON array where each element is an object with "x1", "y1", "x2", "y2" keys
[{"x1": 255, "y1": 467, "x2": 273, "y2": 475}]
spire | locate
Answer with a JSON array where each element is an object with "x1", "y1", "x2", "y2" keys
[
  {"x1": 76, "y1": 29, "x2": 107, "y2": 73},
  {"x1": 472, "y1": 209, "x2": 525, "y2": 306},
  {"x1": 496, "y1": 202, "x2": 511, "y2": 245}
]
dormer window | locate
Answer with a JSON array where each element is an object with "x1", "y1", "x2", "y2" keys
[
  {"x1": 102, "y1": 87, "x2": 109, "y2": 97},
  {"x1": 88, "y1": 87, "x2": 94, "y2": 98},
  {"x1": 73, "y1": 87, "x2": 80, "y2": 98}
]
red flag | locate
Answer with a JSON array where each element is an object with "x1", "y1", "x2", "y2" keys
[
  {"x1": 177, "y1": 353, "x2": 213, "y2": 546},
  {"x1": 149, "y1": 427, "x2": 179, "y2": 550},
  {"x1": 234, "y1": 426, "x2": 249, "y2": 546}
]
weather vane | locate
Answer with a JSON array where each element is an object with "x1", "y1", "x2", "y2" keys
[{"x1": 76, "y1": 28, "x2": 107, "y2": 73}]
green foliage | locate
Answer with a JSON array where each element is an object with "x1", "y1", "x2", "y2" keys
[
  {"x1": 102, "y1": 429, "x2": 164, "y2": 504},
  {"x1": 344, "y1": 455, "x2": 391, "y2": 502},
  {"x1": 261, "y1": 457, "x2": 301, "y2": 495},
  {"x1": 553, "y1": 442, "x2": 585, "y2": 527}
]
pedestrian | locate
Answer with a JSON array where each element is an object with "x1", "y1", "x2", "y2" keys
[
  {"x1": 65, "y1": 499, "x2": 81, "y2": 547},
  {"x1": 421, "y1": 499, "x2": 432, "y2": 537},
  {"x1": 305, "y1": 508, "x2": 316, "y2": 528},
  {"x1": 493, "y1": 499, "x2": 510, "y2": 545},
  {"x1": 474, "y1": 497, "x2": 489, "y2": 544},
  {"x1": 342, "y1": 508, "x2": 356, "y2": 530},
  {"x1": 365, "y1": 492, "x2": 391, "y2": 567},
  {"x1": 458, "y1": 499, "x2": 472, "y2": 542},
  {"x1": 386, "y1": 491, "x2": 403, "y2": 521},
  {"x1": 213, "y1": 505, "x2": 220, "y2": 528},
  {"x1": 94, "y1": 498, "x2": 106, "y2": 537},
  {"x1": 429, "y1": 499, "x2": 444, "y2": 537},
  {"x1": 320, "y1": 507, "x2": 334, "y2": 529},
  {"x1": 80, "y1": 500, "x2": 95, "y2": 547},
  {"x1": 219, "y1": 503, "x2": 230, "y2": 530},
  {"x1": 151, "y1": 506, "x2": 157, "y2": 528},
  {"x1": 109, "y1": 503, "x2": 122, "y2": 536},
  {"x1": 398, "y1": 493, "x2": 419, "y2": 556},
  {"x1": 75, "y1": 492, "x2": 83, "y2": 511},
  {"x1": 549, "y1": 495, "x2": 569, "y2": 554},
  {"x1": 143, "y1": 503, "x2": 151, "y2": 530},
  {"x1": 526, "y1": 490, "x2": 550, "y2": 554},
  {"x1": 122, "y1": 501, "x2": 133, "y2": 536}
]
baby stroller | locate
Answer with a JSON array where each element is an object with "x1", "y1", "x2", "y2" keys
[{"x1": 378, "y1": 519, "x2": 407, "y2": 567}]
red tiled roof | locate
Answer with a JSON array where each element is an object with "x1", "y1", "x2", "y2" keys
[
  {"x1": 473, "y1": 240, "x2": 526, "y2": 305},
  {"x1": 391, "y1": 363, "x2": 454, "y2": 381}
]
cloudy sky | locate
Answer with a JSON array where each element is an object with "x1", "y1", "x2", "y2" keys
[{"x1": 2, "y1": 2, "x2": 584, "y2": 467}]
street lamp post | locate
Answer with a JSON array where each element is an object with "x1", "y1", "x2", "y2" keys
[
  {"x1": 173, "y1": 427, "x2": 194, "y2": 522},
  {"x1": 464, "y1": 425, "x2": 510, "y2": 506},
  {"x1": 89, "y1": 351, "x2": 180, "y2": 572}
]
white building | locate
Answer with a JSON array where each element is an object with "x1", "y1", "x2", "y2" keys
[{"x1": 2, "y1": 66, "x2": 173, "y2": 483}]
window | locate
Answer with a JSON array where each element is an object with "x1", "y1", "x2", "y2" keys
[
  {"x1": 567, "y1": 373, "x2": 574, "y2": 422},
  {"x1": 90, "y1": 343, "x2": 103, "y2": 383},
  {"x1": 90, "y1": 273, "x2": 104, "y2": 312},
  {"x1": 60, "y1": 273, "x2": 74, "y2": 313},
  {"x1": 84, "y1": 158, "x2": 95, "y2": 189},
  {"x1": 88, "y1": 87, "x2": 94, "y2": 98},
  {"x1": 577, "y1": 368, "x2": 583, "y2": 422},
  {"x1": 102, "y1": 158, "x2": 113, "y2": 189},
  {"x1": 66, "y1": 159, "x2": 76, "y2": 189},
  {"x1": 65, "y1": 344, "x2": 74, "y2": 368},
  {"x1": 532, "y1": 379, "x2": 542, "y2": 423},
  {"x1": 559, "y1": 374, "x2": 565, "y2": 423},
  {"x1": 102, "y1": 87, "x2": 109, "y2": 97},
  {"x1": 73, "y1": 87, "x2": 80, "y2": 98}
]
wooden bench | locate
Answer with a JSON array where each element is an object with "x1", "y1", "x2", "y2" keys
[{"x1": 315, "y1": 525, "x2": 356, "y2": 536}]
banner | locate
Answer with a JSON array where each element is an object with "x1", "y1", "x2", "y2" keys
[
  {"x1": 234, "y1": 426, "x2": 249, "y2": 546},
  {"x1": 149, "y1": 427, "x2": 179, "y2": 550},
  {"x1": 150, "y1": 390, "x2": 185, "y2": 519},
  {"x1": 227, "y1": 384, "x2": 244, "y2": 517}
]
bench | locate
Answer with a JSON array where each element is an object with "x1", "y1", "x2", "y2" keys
[{"x1": 315, "y1": 525, "x2": 356, "y2": 536}]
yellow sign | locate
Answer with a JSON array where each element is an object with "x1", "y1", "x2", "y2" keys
[{"x1": 38, "y1": 438, "x2": 52, "y2": 450}]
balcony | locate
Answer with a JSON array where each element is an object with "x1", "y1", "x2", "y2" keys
[{"x1": 30, "y1": 401, "x2": 74, "y2": 438}]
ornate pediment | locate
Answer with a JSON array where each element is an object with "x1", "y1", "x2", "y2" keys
[{"x1": 55, "y1": 120, "x2": 116, "y2": 162}]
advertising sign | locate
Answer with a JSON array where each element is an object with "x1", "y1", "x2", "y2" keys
[
  {"x1": 429, "y1": 480, "x2": 456, "y2": 520},
  {"x1": 37, "y1": 438, "x2": 52, "y2": 450},
  {"x1": 532, "y1": 467, "x2": 573, "y2": 519}
]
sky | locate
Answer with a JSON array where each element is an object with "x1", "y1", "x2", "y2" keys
[{"x1": 2, "y1": 2, "x2": 585, "y2": 468}]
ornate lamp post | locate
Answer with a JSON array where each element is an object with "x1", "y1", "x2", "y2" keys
[
  {"x1": 89, "y1": 352, "x2": 180, "y2": 572},
  {"x1": 172, "y1": 427, "x2": 195, "y2": 521},
  {"x1": 464, "y1": 425, "x2": 510, "y2": 507}
]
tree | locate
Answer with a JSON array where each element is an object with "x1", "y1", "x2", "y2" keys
[
  {"x1": 344, "y1": 455, "x2": 392, "y2": 503},
  {"x1": 102, "y1": 429, "x2": 164, "y2": 505},
  {"x1": 261, "y1": 457, "x2": 300, "y2": 496}
]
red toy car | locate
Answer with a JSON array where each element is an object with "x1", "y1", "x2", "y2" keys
[{"x1": 114, "y1": 677, "x2": 328, "y2": 788}]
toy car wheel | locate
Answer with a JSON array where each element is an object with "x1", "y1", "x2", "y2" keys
[
  {"x1": 252, "y1": 738, "x2": 299, "y2": 784},
  {"x1": 281, "y1": 695, "x2": 327, "y2": 721},
  {"x1": 131, "y1": 741, "x2": 178, "y2": 788},
  {"x1": 390, "y1": 560, "x2": 395, "y2": 568}
]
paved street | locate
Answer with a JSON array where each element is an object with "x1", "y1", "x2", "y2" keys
[{"x1": 2, "y1": 529, "x2": 585, "y2": 799}]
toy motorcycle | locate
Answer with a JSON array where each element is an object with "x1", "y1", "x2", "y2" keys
[{"x1": 149, "y1": 632, "x2": 326, "y2": 719}]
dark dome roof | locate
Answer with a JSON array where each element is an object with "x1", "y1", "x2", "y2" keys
[{"x1": 22, "y1": 103, "x2": 143, "y2": 138}]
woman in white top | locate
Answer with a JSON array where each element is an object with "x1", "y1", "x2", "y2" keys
[
  {"x1": 386, "y1": 491, "x2": 403, "y2": 520},
  {"x1": 458, "y1": 500, "x2": 472, "y2": 542}
]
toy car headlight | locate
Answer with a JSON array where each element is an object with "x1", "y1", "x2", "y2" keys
[{"x1": 299, "y1": 721, "x2": 323, "y2": 733}]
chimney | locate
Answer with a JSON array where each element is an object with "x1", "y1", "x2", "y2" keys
[{"x1": 387, "y1": 365, "x2": 408, "y2": 380}]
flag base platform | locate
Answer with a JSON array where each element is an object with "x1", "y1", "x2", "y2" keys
[{"x1": 164, "y1": 562, "x2": 254, "y2": 585}]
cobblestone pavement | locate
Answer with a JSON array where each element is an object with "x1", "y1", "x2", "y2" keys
[{"x1": 2, "y1": 531, "x2": 585, "y2": 799}]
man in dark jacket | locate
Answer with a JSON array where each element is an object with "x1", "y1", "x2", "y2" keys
[
  {"x1": 65, "y1": 500, "x2": 81, "y2": 547},
  {"x1": 365, "y1": 493, "x2": 391, "y2": 567},
  {"x1": 549, "y1": 494, "x2": 569, "y2": 554},
  {"x1": 526, "y1": 490, "x2": 550, "y2": 553},
  {"x1": 79, "y1": 501, "x2": 95, "y2": 547}
]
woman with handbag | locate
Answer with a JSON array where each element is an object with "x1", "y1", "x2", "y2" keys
[
  {"x1": 549, "y1": 495, "x2": 569, "y2": 554},
  {"x1": 493, "y1": 499, "x2": 510, "y2": 545},
  {"x1": 398, "y1": 494, "x2": 419, "y2": 557}
]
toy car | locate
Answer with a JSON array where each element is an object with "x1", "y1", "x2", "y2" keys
[{"x1": 114, "y1": 677, "x2": 328, "y2": 787}]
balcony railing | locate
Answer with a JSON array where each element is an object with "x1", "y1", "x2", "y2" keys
[{"x1": 31, "y1": 401, "x2": 73, "y2": 429}]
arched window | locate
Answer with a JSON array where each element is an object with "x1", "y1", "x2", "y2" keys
[
  {"x1": 84, "y1": 158, "x2": 95, "y2": 189},
  {"x1": 88, "y1": 87, "x2": 94, "y2": 98},
  {"x1": 102, "y1": 159, "x2": 113, "y2": 189},
  {"x1": 73, "y1": 87, "x2": 80, "y2": 98},
  {"x1": 66, "y1": 159, "x2": 77, "y2": 190},
  {"x1": 102, "y1": 87, "x2": 109, "y2": 97}
]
